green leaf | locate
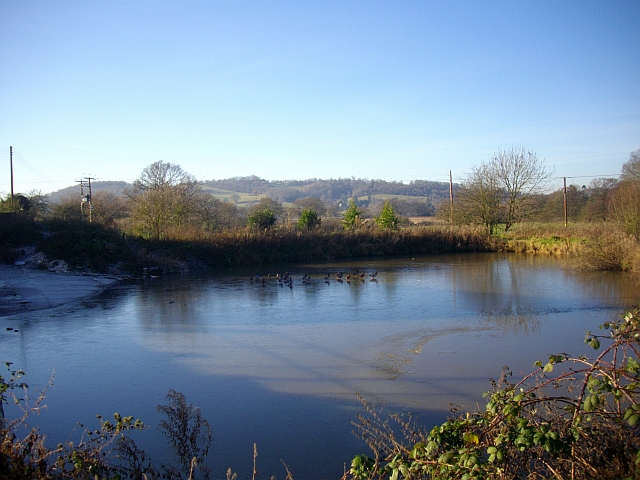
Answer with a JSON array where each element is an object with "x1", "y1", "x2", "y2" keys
[
  {"x1": 463, "y1": 432, "x2": 479, "y2": 444},
  {"x1": 584, "y1": 396, "x2": 593, "y2": 412}
]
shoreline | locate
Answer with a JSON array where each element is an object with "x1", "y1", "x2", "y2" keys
[{"x1": 0, "y1": 264, "x2": 122, "y2": 318}]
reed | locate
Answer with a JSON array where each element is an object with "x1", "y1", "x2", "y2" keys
[
  {"x1": 568, "y1": 226, "x2": 640, "y2": 274},
  {"x1": 8, "y1": 218, "x2": 640, "y2": 280},
  {"x1": 496, "y1": 222, "x2": 599, "y2": 255},
  {"x1": 134, "y1": 224, "x2": 492, "y2": 270}
]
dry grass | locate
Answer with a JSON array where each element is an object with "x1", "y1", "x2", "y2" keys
[
  {"x1": 130, "y1": 224, "x2": 493, "y2": 271},
  {"x1": 568, "y1": 226, "x2": 640, "y2": 274},
  {"x1": 497, "y1": 222, "x2": 602, "y2": 255}
]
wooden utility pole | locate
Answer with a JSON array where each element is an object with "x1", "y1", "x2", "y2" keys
[
  {"x1": 9, "y1": 146, "x2": 14, "y2": 210},
  {"x1": 86, "y1": 176, "x2": 94, "y2": 223},
  {"x1": 563, "y1": 177, "x2": 568, "y2": 228},
  {"x1": 76, "y1": 176, "x2": 95, "y2": 222},
  {"x1": 77, "y1": 179, "x2": 87, "y2": 221},
  {"x1": 449, "y1": 170, "x2": 454, "y2": 224}
]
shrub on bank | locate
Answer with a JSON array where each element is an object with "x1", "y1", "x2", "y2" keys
[
  {"x1": 0, "y1": 216, "x2": 43, "y2": 263},
  {"x1": 141, "y1": 225, "x2": 492, "y2": 269},
  {"x1": 5, "y1": 217, "x2": 493, "y2": 274},
  {"x1": 346, "y1": 307, "x2": 640, "y2": 480},
  {"x1": 38, "y1": 220, "x2": 136, "y2": 273},
  {"x1": 7, "y1": 217, "x2": 640, "y2": 279}
]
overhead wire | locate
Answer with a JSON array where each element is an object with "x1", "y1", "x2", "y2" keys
[
  {"x1": 14, "y1": 152, "x2": 51, "y2": 184},
  {"x1": 0, "y1": 149, "x2": 62, "y2": 192}
]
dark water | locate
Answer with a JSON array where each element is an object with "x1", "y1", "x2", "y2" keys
[{"x1": 1, "y1": 253, "x2": 638, "y2": 479}]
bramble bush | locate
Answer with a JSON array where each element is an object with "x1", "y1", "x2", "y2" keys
[{"x1": 347, "y1": 307, "x2": 640, "y2": 480}]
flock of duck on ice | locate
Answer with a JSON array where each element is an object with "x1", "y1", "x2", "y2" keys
[{"x1": 249, "y1": 270, "x2": 379, "y2": 288}]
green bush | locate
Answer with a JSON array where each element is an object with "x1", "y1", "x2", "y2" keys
[
  {"x1": 343, "y1": 199, "x2": 363, "y2": 230},
  {"x1": 375, "y1": 201, "x2": 399, "y2": 230},
  {"x1": 297, "y1": 208, "x2": 321, "y2": 230},
  {"x1": 247, "y1": 207, "x2": 276, "y2": 230},
  {"x1": 348, "y1": 308, "x2": 640, "y2": 479}
]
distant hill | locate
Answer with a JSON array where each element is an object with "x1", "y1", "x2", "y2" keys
[
  {"x1": 201, "y1": 176, "x2": 453, "y2": 205},
  {"x1": 46, "y1": 177, "x2": 455, "y2": 211},
  {"x1": 46, "y1": 181, "x2": 131, "y2": 204}
]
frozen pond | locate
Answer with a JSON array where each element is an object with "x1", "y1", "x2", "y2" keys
[{"x1": 1, "y1": 253, "x2": 638, "y2": 479}]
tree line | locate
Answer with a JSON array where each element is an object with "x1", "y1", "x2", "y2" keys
[
  {"x1": 202, "y1": 176, "x2": 451, "y2": 204},
  {"x1": 445, "y1": 147, "x2": 639, "y2": 237},
  {"x1": 2, "y1": 147, "x2": 639, "y2": 242}
]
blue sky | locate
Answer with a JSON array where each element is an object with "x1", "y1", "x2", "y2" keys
[{"x1": 1, "y1": 1, "x2": 638, "y2": 194}]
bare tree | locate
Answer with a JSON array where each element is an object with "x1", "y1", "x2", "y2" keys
[
  {"x1": 196, "y1": 196, "x2": 242, "y2": 231},
  {"x1": 91, "y1": 191, "x2": 129, "y2": 228},
  {"x1": 609, "y1": 148, "x2": 640, "y2": 238},
  {"x1": 491, "y1": 147, "x2": 552, "y2": 231},
  {"x1": 292, "y1": 197, "x2": 327, "y2": 217},
  {"x1": 608, "y1": 180, "x2": 640, "y2": 238},
  {"x1": 128, "y1": 161, "x2": 200, "y2": 239},
  {"x1": 49, "y1": 194, "x2": 82, "y2": 221},
  {"x1": 583, "y1": 178, "x2": 618, "y2": 221},
  {"x1": 621, "y1": 148, "x2": 640, "y2": 182},
  {"x1": 247, "y1": 196, "x2": 284, "y2": 221},
  {"x1": 453, "y1": 147, "x2": 551, "y2": 233},
  {"x1": 133, "y1": 160, "x2": 197, "y2": 193},
  {"x1": 455, "y1": 162, "x2": 502, "y2": 234}
]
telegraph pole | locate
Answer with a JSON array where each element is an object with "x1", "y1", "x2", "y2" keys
[
  {"x1": 76, "y1": 176, "x2": 95, "y2": 222},
  {"x1": 76, "y1": 179, "x2": 87, "y2": 221},
  {"x1": 85, "y1": 176, "x2": 94, "y2": 223},
  {"x1": 9, "y1": 146, "x2": 14, "y2": 210},
  {"x1": 563, "y1": 177, "x2": 568, "y2": 228},
  {"x1": 449, "y1": 170, "x2": 454, "y2": 224}
]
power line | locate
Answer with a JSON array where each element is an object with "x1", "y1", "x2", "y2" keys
[
  {"x1": 14, "y1": 152, "x2": 51, "y2": 185},
  {"x1": 558, "y1": 174, "x2": 621, "y2": 179}
]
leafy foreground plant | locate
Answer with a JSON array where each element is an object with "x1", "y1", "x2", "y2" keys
[
  {"x1": 0, "y1": 369, "x2": 215, "y2": 479},
  {"x1": 347, "y1": 308, "x2": 640, "y2": 480},
  {"x1": 0, "y1": 365, "x2": 145, "y2": 479}
]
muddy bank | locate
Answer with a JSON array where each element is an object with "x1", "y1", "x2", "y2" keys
[{"x1": 0, "y1": 265, "x2": 121, "y2": 317}]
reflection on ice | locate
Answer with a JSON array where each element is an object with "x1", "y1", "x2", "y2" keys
[{"x1": 1, "y1": 253, "x2": 638, "y2": 479}]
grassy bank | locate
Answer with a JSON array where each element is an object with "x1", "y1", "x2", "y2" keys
[
  {"x1": 492, "y1": 222, "x2": 640, "y2": 280},
  {"x1": 3, "y1": 217, "x2": 640, "y2": 279},
  {"x1": 140, "y1": 224, "x2": 491, "y2": 270},
  {"x1": 494, "y1": 222, "x2": 592, "y2": 255},
  {"x1": 2, "y1": 216, "x2": 494, "y2": 273}
]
